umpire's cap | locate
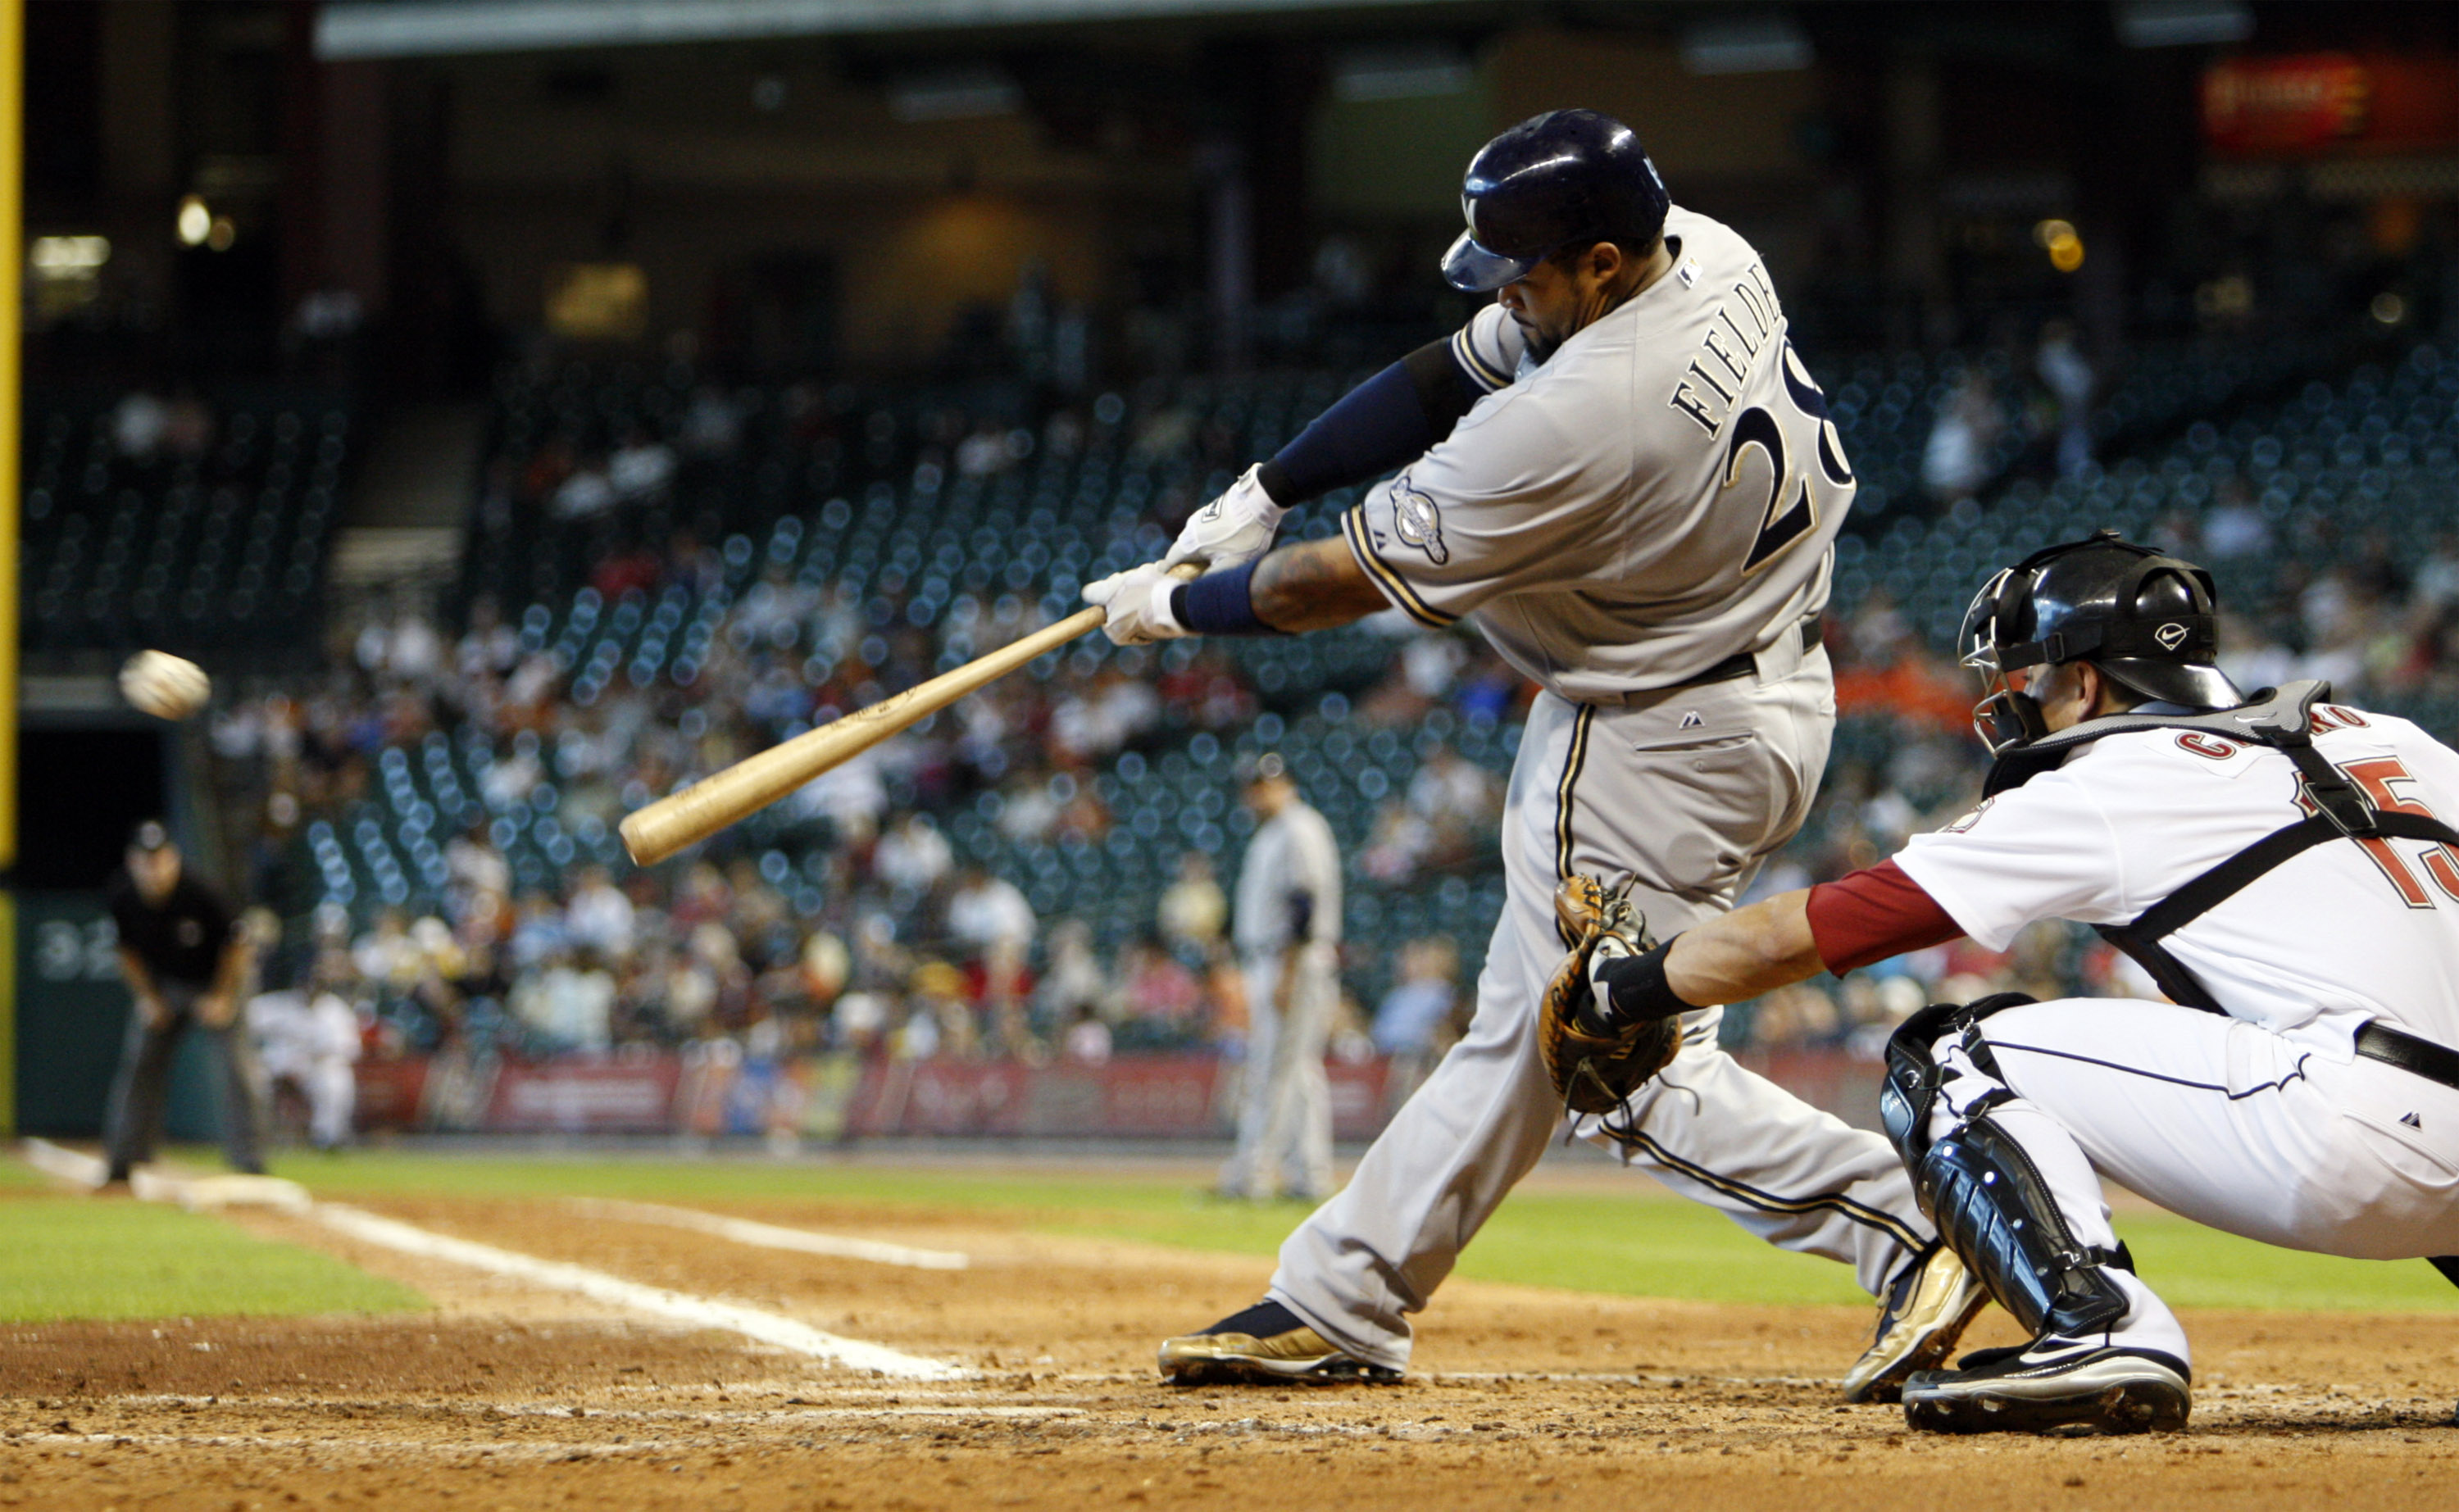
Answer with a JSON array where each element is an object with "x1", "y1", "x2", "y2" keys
[
  {"x1": 1441, "y1": 109, "x2": 1671, "y2": 293},
  {"x1": 1961, "y1": 529, "x2": 2243, "y2": 719}
]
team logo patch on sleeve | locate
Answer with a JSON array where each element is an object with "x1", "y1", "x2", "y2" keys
[{"x1": 1391, "y1": 477, "x2": 1449, "y2": 565}]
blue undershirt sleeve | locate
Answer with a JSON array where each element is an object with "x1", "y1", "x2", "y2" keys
[{"x1": 1254, "y1": 338, "x2": 1484, "y2": 506}]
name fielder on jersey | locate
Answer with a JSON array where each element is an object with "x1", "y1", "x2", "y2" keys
[{"x1": 1668, "y1": 257, "x2": 1782, "y2": 438}]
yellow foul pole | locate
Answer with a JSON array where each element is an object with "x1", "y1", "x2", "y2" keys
[{"x1": 0, "y1": 0, "x2": 21, "y2": 1137}]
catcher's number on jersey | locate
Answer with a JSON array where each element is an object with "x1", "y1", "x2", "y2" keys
[{"x1": 1727, "y1": 338, "x2": 1855, "y2": 576}]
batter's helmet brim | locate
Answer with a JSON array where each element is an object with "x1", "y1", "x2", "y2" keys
[{"x1": 1440, "y1": 229, "x2": 1542, "y2": 293}]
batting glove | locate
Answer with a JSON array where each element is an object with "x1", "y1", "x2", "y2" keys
[
  {"x1": 1082, "y1": 561, "x2": 1191, "y2": 645},
  {"x1": 1162, "y1": 465, "x2": 1287, "y2": 572}
]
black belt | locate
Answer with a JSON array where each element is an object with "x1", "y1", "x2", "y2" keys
[
  {"x1": 1670, "y1": 617, "x2": 1822, "y2": 691},
  {"x1": 2356, "y1": 1021, "x2": 2459, "y2": 1094}
]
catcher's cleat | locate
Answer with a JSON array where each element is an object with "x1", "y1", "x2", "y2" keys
[
  {"x1": 1903, "y1": 1342, "x2": 2190, "y2": 1435},
  {"x1": 1843, "y1": 1242, "x2": 1990, "y2": 1404},
  {"x1": 1157, "y1": 1301, "x2": 1402, "y2": 1387}
]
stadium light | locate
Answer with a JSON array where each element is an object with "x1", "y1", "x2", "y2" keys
[
  {"x1": 1680, "y1": 14, "x2": 1812, "y2": 76},
  {"x1": 2116, "y1": 1, "x2": 2252, "y2": 49},
  {"x1": 887, "y1": 66, "x2": 1020, "y2": 123},
  {"x1": 2034, "y1": 218, "x2": 2085, "y2": 273},
  {"x1": 28, "y1": 234, "x2": 108, "y2": 273},
  {"x1": 176, "y1": 195, "x2": 211, "y2": 247},
  {"x1": 1331, "y1": 42, "x2": 1472, "y2": 102}
]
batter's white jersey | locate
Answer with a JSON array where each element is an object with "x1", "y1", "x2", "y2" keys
[
  {"x1": 1342, "y1": 206, "x2": 1852, "y2": 699},
  {"x1": 1896, "y1": 705, "x2": 2459, "y2": 1055}
]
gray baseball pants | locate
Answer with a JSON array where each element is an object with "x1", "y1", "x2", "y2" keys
[
  {"x1": 1269, "y1": 640, "x2": 1934, "y2": 1371},
  {"x1": 1220, "y1": 944, "x2": 1339, "y2": 1201},
  {"x1": 104, "y1": 982, "x2": 266, "y2": 1178}
]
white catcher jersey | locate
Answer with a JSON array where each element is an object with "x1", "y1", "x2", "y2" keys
[
  {"x1": 1341, "y1": 206, "x2": 1852, "y2": 701},
  {"x1": 1894, "y1": 706, "x2": 2459, "y2": 1054}
]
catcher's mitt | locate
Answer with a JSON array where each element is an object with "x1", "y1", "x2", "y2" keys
[{"x1": 1539, "y1": 875, "x2": 1679, "y2": 1115}]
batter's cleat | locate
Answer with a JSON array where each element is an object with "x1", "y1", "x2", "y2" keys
[
  {"x1": 1157, "y1": 1301, "x2": 1402, "y2": 1387},
  {"x1": 1842, "y1": 1242, "x2": 1990, "y2": 1404},
  {"x1": 1902, "y1": 1342, "x2": 2190, "y2": 1435}
]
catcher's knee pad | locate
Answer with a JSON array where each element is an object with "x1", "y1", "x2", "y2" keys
[
  {"x1": 1916, "y1": 1110, "x2": 2131, "y2": 1342},
  {"x1": 1879, "y1": 992, "x2": 2038, "y2": 1168}
]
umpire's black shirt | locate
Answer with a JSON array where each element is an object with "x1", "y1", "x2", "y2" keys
[{"x1": 107, "y1": 870, "x2": 237, "y2": 988}]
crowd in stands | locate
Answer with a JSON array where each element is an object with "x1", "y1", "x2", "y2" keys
[
  {"x1": 207, "y1": 536, "x2": 1496, "y2": 1077},
  {"x1": 187, "y1": 328, "x2": 2454, "y2": 1091}
]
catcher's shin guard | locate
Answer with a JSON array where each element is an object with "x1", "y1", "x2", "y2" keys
[
  {"x1": 1884, "y1": 1001, "x2": 2128, "y2": 1342},
  {"x1": 1916, "y1": 1114, "x2": 2131, "y2": 1342}
]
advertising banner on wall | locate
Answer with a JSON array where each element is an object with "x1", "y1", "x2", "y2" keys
[
  {"x1": 348, "y1": 1049, "x2": 1867, "y2": 1142},
  {"x1": 2203, "y1": 55, "x2": 2459, "y2": 159}
]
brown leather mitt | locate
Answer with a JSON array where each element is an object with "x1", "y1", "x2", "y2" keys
[{"x1": 1539, "y1": 874, "x2": 1678, "y2": 1115}]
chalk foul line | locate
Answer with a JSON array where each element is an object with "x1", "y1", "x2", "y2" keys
[
  {"x1": 570, "y1": 1198, "x2": 970, "y2": 1271},
  {"x1": 308, "y1": 1204, "x2": 969, "y2": 1382},
  {"x1": 14, "y1": 1142, "x2": 966, "y2": 1382}
]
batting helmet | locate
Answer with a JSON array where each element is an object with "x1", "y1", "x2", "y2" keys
[
  {"x1": 1440, "y1": 109, "x2": 1672, "y2": 293},
  {"x1": 1959, "y1": 529, "x2": 2243, "y2": 754}
]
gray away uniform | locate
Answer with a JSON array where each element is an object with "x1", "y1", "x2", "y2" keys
[
  {"x1": 1275, "y1": 206, "x2": 1934, "y2": 1371},
  {"x1": 1222, "y1": 797, "x2": 1344, "y2": 1201}
]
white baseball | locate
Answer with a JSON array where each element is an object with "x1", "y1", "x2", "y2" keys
[{"x1": 119, "y1": 650, "x2": 212, "y2": 721}]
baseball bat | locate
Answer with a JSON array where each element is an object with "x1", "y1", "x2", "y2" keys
[{"x1": 619, "y1": 565, "x2": 1198, "y2": 865}]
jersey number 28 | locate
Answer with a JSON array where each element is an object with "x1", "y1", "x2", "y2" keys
[{"x1": 1725, "y1": 339, "x2": 1855, "y2": 576}]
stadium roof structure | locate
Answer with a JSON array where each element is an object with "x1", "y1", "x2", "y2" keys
[{"x1": 316, "y1": 0, "x2": 1489, "y2": 59}]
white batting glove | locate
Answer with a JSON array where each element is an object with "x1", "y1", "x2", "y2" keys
[
  {"x1": 1162, "y1": 465, "x2": 1288, "y2": 571},
  {"x1": 1081, "y1": 562, "x2": 1191, "y2": 645}
]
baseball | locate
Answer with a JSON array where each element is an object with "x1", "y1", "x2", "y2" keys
[{"x1": 118, "y1": 649, "x2": 211, "y2": 721}]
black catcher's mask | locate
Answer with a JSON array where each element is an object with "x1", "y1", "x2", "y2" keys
[{"x1": 1958, "y1": 529, "x2": 2244, "y2": 756}]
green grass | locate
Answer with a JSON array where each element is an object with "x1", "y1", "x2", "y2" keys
[
  {"x1": 262, "y1": 1148, "x2": 2459, "y2": 1314},
  {"x1": 0, "y1": 1197, "x2": 428, "y2": 1323}
]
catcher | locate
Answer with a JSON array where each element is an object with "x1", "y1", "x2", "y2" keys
[{"x1": 1546, "y1": 533, "x2": 2459, "y2": 1434}]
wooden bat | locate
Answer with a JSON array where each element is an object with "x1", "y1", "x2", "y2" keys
[{"x1": 620, "y1": 565, "x2": 1198, "y2": 865}]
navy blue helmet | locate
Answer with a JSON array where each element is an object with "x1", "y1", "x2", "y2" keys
[{"x1": 1440, "y1": 109, "x2": 1672, "y2": 293}]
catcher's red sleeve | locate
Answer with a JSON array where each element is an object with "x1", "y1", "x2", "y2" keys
[{"x1": 1805, "y1": 859, "x2": 1962, "y2": 974}]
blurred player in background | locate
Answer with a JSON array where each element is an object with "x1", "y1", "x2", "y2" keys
[
  {"x1": 1218, "y1": 752, "x2": 1343, "y2": 1202},
  {"x1": 102, "y1": 821, "x2": 261, "y2": 1183},
  {"x1": 248, "y1": 955, "x2": 362, "y2": 1154}
]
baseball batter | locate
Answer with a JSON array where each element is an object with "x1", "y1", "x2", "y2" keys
[
  {"x1": 1218, "y1": 751, "x2": 1343, "y2": 1202},
  {"x1": 1085, "y1": 109, "x2": 1974, "y2": 1397},
  {"x1": 1570, "y1": 532, "x2": 2459, "y2": 1432}
]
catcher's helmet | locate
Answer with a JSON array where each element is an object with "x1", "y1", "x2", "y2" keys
[
  {"x1": 1440, "y1": 109, "x2": 1671, "y2": 293},
  {"x1": 1960, "y1": 529, "x2": 2243, "y2": 754}
]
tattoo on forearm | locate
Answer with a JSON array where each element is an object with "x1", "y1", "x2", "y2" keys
[{"x1": 1252, "y1": 538, "x2": 1389, "y2": 633}]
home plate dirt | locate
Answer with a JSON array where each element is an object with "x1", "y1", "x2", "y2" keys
[{"x1": 3, "y1": 1192, "x2": 2457, "y2": 1510}]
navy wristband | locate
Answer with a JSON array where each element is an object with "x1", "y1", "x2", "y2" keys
[
  {"x1": 1595, "y1": 936, "x2": 1699, "y2": 1025},
  {"x1": 1172, "y1": 561, "x2": 1283, "y2": 637}
]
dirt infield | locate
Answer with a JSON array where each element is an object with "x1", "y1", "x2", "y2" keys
[{"x1": 4, "y1": 1187, "x2": 2457, "y2": 1510}]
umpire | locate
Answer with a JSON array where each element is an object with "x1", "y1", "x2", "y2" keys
[{"x1": 102, "y1": 820, "x2": 262, "y2": 1183}]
